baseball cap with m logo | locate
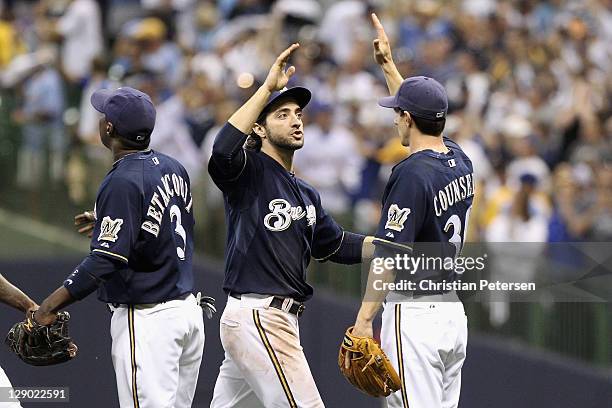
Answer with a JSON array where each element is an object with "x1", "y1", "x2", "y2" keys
[
  {"x1": 378, "y1": 76, "x2": 448, "y2": 121},
  {"x1": 91, "y1": 87, "x2": 157, "y2": 142}
]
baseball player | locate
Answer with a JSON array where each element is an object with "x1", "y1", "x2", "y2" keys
[
  {"x1": 208, "y1": 43, "x2": 374, "y2": 407},
  {"x1": 0, "y1": 274, "x2": 38, "y2": 408},
  {"x1": 350, "y1": 15, "x2": 472, "y2": 408},
  {"x1": 33, "y1": 87, "x2": 207, "y2": 408}
]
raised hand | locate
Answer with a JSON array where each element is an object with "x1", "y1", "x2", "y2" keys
[
  {"x1": 371, "y1": 13, "x2": 393, "y2": 66},
  {"x1": 370, "y1": 13, "x2": 403, "y2": 94},
  {"x1": 263, "y1": 43, "x2": 299, "y2": 93},
  {"x1": 74, "y1": 211, "x2": 95, "y2": 238}
]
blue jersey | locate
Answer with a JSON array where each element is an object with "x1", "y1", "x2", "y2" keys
[
  {"x1": 376, "y1": 137, "x2": 474, "y2": 287},
  {"x1": 209, "y1": 124, "x2": 344, "y2": 302},
  {"x1": 88, "y1": 150, "x2": 195, "y2": 303}
]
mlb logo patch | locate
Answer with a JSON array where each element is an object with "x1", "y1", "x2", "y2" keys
[{"x1": 448, "y1": 159, "x2": 456, "y2": 167}]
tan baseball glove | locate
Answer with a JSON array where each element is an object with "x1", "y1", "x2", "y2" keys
[{"x1": 338, "y1": 326, "x2": 401, "y2": 397}]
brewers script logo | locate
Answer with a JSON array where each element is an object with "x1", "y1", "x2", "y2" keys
[
  {"x1": 264, "y1": 199, "x2": 316, "y2": 232},
  {"x1": 98, "y1": 216, "x2": 123, "y2": 242},
  {"x1": 385, "y1": 204, "x2": 411, "y2": 232}
]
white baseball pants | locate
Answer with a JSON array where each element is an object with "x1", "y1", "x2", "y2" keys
[
  {"x1": 0, "y1": 366, "x2": 22, "y2": 408},
  {"x1": 109, "y1": 294, "x2": 205, "y2": 408},
  {"x1": 381, "y1": 293, "x2": 468, "y2": 408},
  {"x1": 211, "y1": 294, "x2": 324, "y2": 408}
]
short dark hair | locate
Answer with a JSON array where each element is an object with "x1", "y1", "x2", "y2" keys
[
  {"x1": 113, "y1": 127, "x2": 150, "y2": 150},
  {"x1": 120, "y1": 136, "x2": 150, "y2": 150},
  {"x1": 246, "y1": 133, "x2": 262, "y2": 151},
  {"x1": 412, "y1": 116, "x2": 446, "y2": 136},
  {"x1": 247, "y1": 116, "x2": 267, "y2": 151}
]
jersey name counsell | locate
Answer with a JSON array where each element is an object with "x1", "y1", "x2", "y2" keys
[
  {"x1": 142, "y1": 172, "x2": 193, "y2": 237},
  {"x1": 434, "y1": 173, "x2": 475, "y2": 217},
  {"x1": 263, "y1": 198, "x2": 316, "y2": 232}
]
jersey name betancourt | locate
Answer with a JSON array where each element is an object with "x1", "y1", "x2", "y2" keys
[
  {"x1": 142, "y1": 173, "x2": 192, "y2": 237},
  {"x1": 263, "y1": 198, "x2": 316, "y2": 232},
  {"x1": 434, "y1": 173, "x2": 475, "y2": 217}
]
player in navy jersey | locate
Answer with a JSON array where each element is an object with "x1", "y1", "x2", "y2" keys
[
  {"x1": 348, "y1": 15, "x2": 472, "y2": 408},
  {"x1": 33, "y1": 87, "x2": 209, "y2": 408},
  {"x1": 208, "y1": 44, "x2": 374, "y2": 408}
]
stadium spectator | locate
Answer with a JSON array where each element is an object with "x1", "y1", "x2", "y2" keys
[
  {"x1": 51, "y1": 0, "x2": 103, "y2": 84},
  {"x1": 293, "y1": 102, "x2": 362, "y2": 215},
  {"x1": 11, "y1": 49, "x2": 65, "y2": 189},
  {"x1": 0, "y1": 0, "x2": 609, "y2": 246}
]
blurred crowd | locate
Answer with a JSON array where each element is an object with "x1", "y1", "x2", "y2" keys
[{"x1": 0, "y1": 0, "x2": 610, "y2": 244}]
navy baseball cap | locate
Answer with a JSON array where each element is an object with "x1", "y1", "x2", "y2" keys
[
  {"x1": 378, "y1": 76, "x2": 448, "y2": 121},
  {"x1": 257, "y1": 86, "x2": 311, "y2": 122},
  {"x1": 91, "y1": 87, "x2": 156, "y2": 141},
  {"x1": 519, "y1": 173, "x2": 538, "y2": 185}
]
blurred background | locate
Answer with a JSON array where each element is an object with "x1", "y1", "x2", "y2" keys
[{"x1": 0, "y1": 0, "x2": 610, "y2": 406}]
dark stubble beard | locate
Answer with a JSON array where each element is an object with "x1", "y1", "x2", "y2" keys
[{"x1": 266, "y1": 128, "x2": 304, "y2": 151}]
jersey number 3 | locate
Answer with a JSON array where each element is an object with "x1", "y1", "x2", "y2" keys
[
  {"x1": 170, "y1": 205, "x2": 187, "y2": 261},
  {"x1": 444, "y1": 206, "x2": 472, "y2": 260}
]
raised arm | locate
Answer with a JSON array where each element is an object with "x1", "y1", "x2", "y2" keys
[
  {"x1": 209, "y1": 44, "x2": 300, "y2": 182},
  {"x1": 371, "y1": 13, "x2": 404, "y2": 95},
  {"x1": 228, "y1": 43, "x2": 300, "y2": 133}
]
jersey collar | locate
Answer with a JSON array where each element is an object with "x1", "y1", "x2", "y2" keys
[
  {"x1": 392, "y1": 142, "x2": 456, "y2": 171},
  {"x1": 112, "y1": 149, "x2": 152, "y2": 167}
]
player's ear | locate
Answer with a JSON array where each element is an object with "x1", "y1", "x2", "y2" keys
[
  {"x1": 252, "y1": 122, "x2": 266, "y2": 139},
  {"x1": 405, "y1": 112, "x2": 413, "y2": 128},
  {"x1": 106, "y1": 122, "x2": 115, "y2": 137}
]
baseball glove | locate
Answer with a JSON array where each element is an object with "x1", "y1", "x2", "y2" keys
[
  {"x1": 5, "y1": 311, "x2": 78, "y2": 366},
  {"x1": 338, "y1": 326, "x2": 401, "y2": 397}
]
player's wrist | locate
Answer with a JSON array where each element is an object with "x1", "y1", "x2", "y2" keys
[
  {"x1": 37, "y1": 293, "x2": 63, "y2": 317},
  {"x1": 33, "y1": 309, "x2": 57, "y2": 326},
  {"x1": 36, "y1": 302, "x2": 52, "y2": 316},
  {"x1": 22, "y1": 299, "x2": 38, "y2": 314},
  {"x1": 351, "y1": 318, "x2": 374, "y2": 338},
  {"x1": 380, "y1": 60, "x2": 397, "y2": 72},
  {"x1": 255, "y1": 86, "x2": 274, "y2": 112},
  {"x1": 260, "y1": 83, "x2": 276, "y2": 94},
  {"x1": 355, "y1": 311, "x2": 375, "y2": 325}
]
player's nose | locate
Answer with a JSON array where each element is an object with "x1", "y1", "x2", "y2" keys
[{"x1": 290, "y1": 115, "x2": 302, "y2": 127}]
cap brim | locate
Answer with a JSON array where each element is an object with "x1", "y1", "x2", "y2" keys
[
  {"x1": 378, "y1": 95, "x2": 399, "y2": 109},
  {"x1": 259, "y1": 87, "x2": 312, "y2": 121},
  {"x1": 90, "y1": 89, "x2": 114, "y2": 113},
  {"x1": 278, "y1": 87, "x2": 311, "y2": 109}
]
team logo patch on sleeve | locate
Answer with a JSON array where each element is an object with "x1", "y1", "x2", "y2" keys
[
  {"x1": 385, "y1": 204, "x2": 411, "y2": 232},
  {"x1": 98, "y1": 217, "x2": 123, "y2": 242}
]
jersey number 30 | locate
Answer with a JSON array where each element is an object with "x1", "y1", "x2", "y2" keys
[
  {"x1": 170, "y1": 205, "x2": 187, "y2": 261},
  {"x1": 444, "y1": 206, "x2": 472, "y2": 260}
]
